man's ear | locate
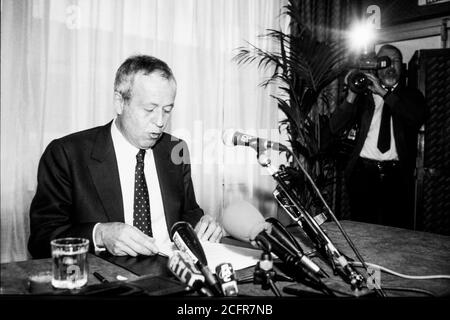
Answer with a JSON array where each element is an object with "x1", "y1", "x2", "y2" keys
[{"x1": 114, "y1": 92, "x2": 124, "y2": 115}]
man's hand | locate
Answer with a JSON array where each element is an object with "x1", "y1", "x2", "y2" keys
[
  {"x1": 364, "y1": 73, "x2": 388, "y2": 97},
  {"x1": 194, "y1": 215, "x2": 224, "y2": 243},
  {"x1": 344, "y1": 70, "x2": 358, "y2": 103},
  {"x1": 95, "y1": 222, "x2": 159, "y2": 256}
]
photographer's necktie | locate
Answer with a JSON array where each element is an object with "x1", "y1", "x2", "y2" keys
[
  {"x1": 377, "y1": 90, "x2": 392, "y2": 153},
  {"x1": 133, "y1": 149, "x2": 152, "y2": 236}
]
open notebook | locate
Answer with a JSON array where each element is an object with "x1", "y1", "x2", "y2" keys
[
  {"x1": 157, "y1": 241, "x2": 262, "y2": 272},
  {"x1": 98, "y1": 241, "x2": 262, "y2": 280}
]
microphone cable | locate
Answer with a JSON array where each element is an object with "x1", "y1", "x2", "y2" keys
[
  {"x1": 269, "y1": 278, "x2": 282, "y2": 297},
  {"x1": 380, "y1": 286, "x2": 436, "y2": 297},
  {"x1": 350, "y1": 261, "x2": 450, "y2": 280},
  {"x1": 318, "y1": 286, "x2": 437, "y2": 298}
]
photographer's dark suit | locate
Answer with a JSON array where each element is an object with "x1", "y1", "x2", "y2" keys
[
  {"x1": 28, "y1": 121, "x2": 204, "y2": 258},
  {"x1": 330, "y1": 85, "x2": 425, "y2": 228}
]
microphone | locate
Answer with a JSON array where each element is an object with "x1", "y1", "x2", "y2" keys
[
  {"x1": 266, "y1": 217, "x2": 304, "y2": 253},
  {"x1": 168, "y1": 250, "x2": 213, "y2": 296},
  {"x1": 215, "y1": 263, "x2": 239, "y2": 296},
  {"x1": 251, "y1": 223, "x2": 325, "y2": 285},
  {"x1": 266, "y1": 217, "x2": 327, "y2": 278},
  {"x1": 222, "y1": 129, "x2": 289, "y2": 152},
  {"x1": 222, "y1": 201, "x2": 332, "y2": 295},
  {"x1": 170, "y1": 221, "x2": 223, "y2": 296}
]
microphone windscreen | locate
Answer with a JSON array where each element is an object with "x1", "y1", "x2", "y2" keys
[
  {"x1": 221, "y1": 200, "x2": 266, "y2": 242},
  {"x1": 222, "y1": 128, "x2": 236, "y2": 146}
]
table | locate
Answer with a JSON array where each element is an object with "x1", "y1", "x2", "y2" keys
[
  {"x1": 320, "y1": 220, "x2": 450, "y2": 297},
  {"x1": 0, "y1": 253, "x2": 140, "y2": 294},
  {"x1": 288, "y1": 220, "x2": 450, "y2": 297},
  {"x1": 1, "y1": 221, "x2": 449, "y2": 297}
]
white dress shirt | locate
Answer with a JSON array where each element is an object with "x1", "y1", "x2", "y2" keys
[
  {"x1": 93, "y1": 119, "x2": 170, "y2": 250},
  {"x1": 359, "y1": 85, "x2": 399, "y2": 161}
]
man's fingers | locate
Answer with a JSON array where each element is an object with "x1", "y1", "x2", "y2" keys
[
  {"x1": 364, "y1": 73, "x2": 377, "y2": 82},
  {"x1": 365, "y1": 73, "x2": 380, "y2": 86},
  {"x1": 195, "y1": 215, "x2": 224, "y2": 242},
  {"x1": 209, "y1": 226, "x2": 223, "y2": 243},
  {"x1": 128, "y1": 237, "x2": 156, "y2": 255},
  {"x1": 200, "y1": 222, "x2": 216, "y2": 241},
  {"x1": 129, "y1": 228, "x2": 159, "y2": 255},
  {"x1": 144, "y1": 239, "x2": 159, "y2": 255},
  {"x1": 110, "y1": 241, "x2": 139, "y2": 257},
  {"x1": 104, "y1": 224, "x2": 158, "y2": 256},
  {"x1": 102, "y1": 225, "x2": 138, "y2": 256},
  {"x1": 195, "y1": 218, "x2": 209, "y2": 240}
]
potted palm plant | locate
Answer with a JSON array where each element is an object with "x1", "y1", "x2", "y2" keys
[{"x1": 234, "y1": 0, "x2": 350, "y2": 216}]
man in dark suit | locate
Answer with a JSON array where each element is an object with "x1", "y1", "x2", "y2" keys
[
  {"x1": 28, "y1": 55, "x2": 223, "y2": 258},
  {"x1": 330, "y1": 44, "x2": 426, "y2": 229}
]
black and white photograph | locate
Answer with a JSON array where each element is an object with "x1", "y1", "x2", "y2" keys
[{"x1": 1, "y1": 0, "x2": 449, "y2": 315}]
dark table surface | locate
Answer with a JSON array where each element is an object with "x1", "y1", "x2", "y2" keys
[
  {"x1": 1, "y1": 220, "x2": 449, "y2": 297},
  {"x1": 0, "y1": 253, "x2": 140, "y2": 295},
  {"x1": 290, "y1": 220, "x2": 450, "y2": 297}
]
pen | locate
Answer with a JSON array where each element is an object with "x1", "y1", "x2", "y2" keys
[{"x1": 93, "y1": 272, "x2": 109, "y2": 283}]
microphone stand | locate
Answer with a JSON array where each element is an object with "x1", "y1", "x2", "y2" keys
[
  {"x1": 253, "y1": 236, "x2": 282, "y2": 297},
  {"x1": 256, "y1": 150, "x2": 385, "y2": 297}
]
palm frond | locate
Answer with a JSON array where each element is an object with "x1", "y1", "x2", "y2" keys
[{"x1": 234, "y1": 0, "x2": 349, "y2": 178}]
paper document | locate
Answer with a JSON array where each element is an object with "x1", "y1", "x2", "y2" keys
[{"x1": 157, "y1": 241, "x2": 261, "y2": 272}]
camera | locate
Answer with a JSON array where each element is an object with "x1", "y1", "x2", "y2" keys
[{"x1": 347, "y1": 53, "x2": 391, "y2": 94}]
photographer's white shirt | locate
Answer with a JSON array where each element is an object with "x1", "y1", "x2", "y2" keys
[{"x1": 359, "y1": 84, "x2": 399, "y2": 161}]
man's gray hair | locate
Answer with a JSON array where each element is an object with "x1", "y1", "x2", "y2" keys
[{"x1": 114, "y1": 55, "x2": 175, "y2": 103}]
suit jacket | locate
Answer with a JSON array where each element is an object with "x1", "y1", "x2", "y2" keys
[
  {"x1": 28, "y1": 121, "x2": 204, "y2": 258},
  {"x1": 330, "y1": 85, "x2": 426, "y2": 181}
]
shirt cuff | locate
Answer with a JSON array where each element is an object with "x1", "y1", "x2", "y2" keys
[{"x1": 92, "y1": 222, "x2": 106, "y2": 252}]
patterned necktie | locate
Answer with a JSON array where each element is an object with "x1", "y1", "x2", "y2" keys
[
  {"x1": 133, "y1": 149, "x2": 152, "y2": 236},
  {"x1": 377, "y1": 90, "x2": 392, "y2": 153}
]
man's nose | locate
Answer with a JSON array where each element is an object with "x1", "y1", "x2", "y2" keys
[{"x1": 153, "y1": 108, "x2": 165, "y2": 128}]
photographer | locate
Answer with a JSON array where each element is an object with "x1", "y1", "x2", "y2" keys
[{"x1": 330, "y1": 44, "x2": 426, "y2": 229}]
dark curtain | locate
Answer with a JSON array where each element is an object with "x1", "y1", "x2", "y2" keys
[
  {"x1": 296, "y1": 0, "x2": 361, "y2": 219},
  {"x1": 297, "y1": 0, "x2": 361, "y2": 113},
  {"x1": 299, "y1": 0, "x2": 360, "y2": 42}
]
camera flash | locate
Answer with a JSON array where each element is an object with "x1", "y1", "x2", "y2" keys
[{"x1": 348, "y1": 21, "x2": 376, "y2": 53}]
